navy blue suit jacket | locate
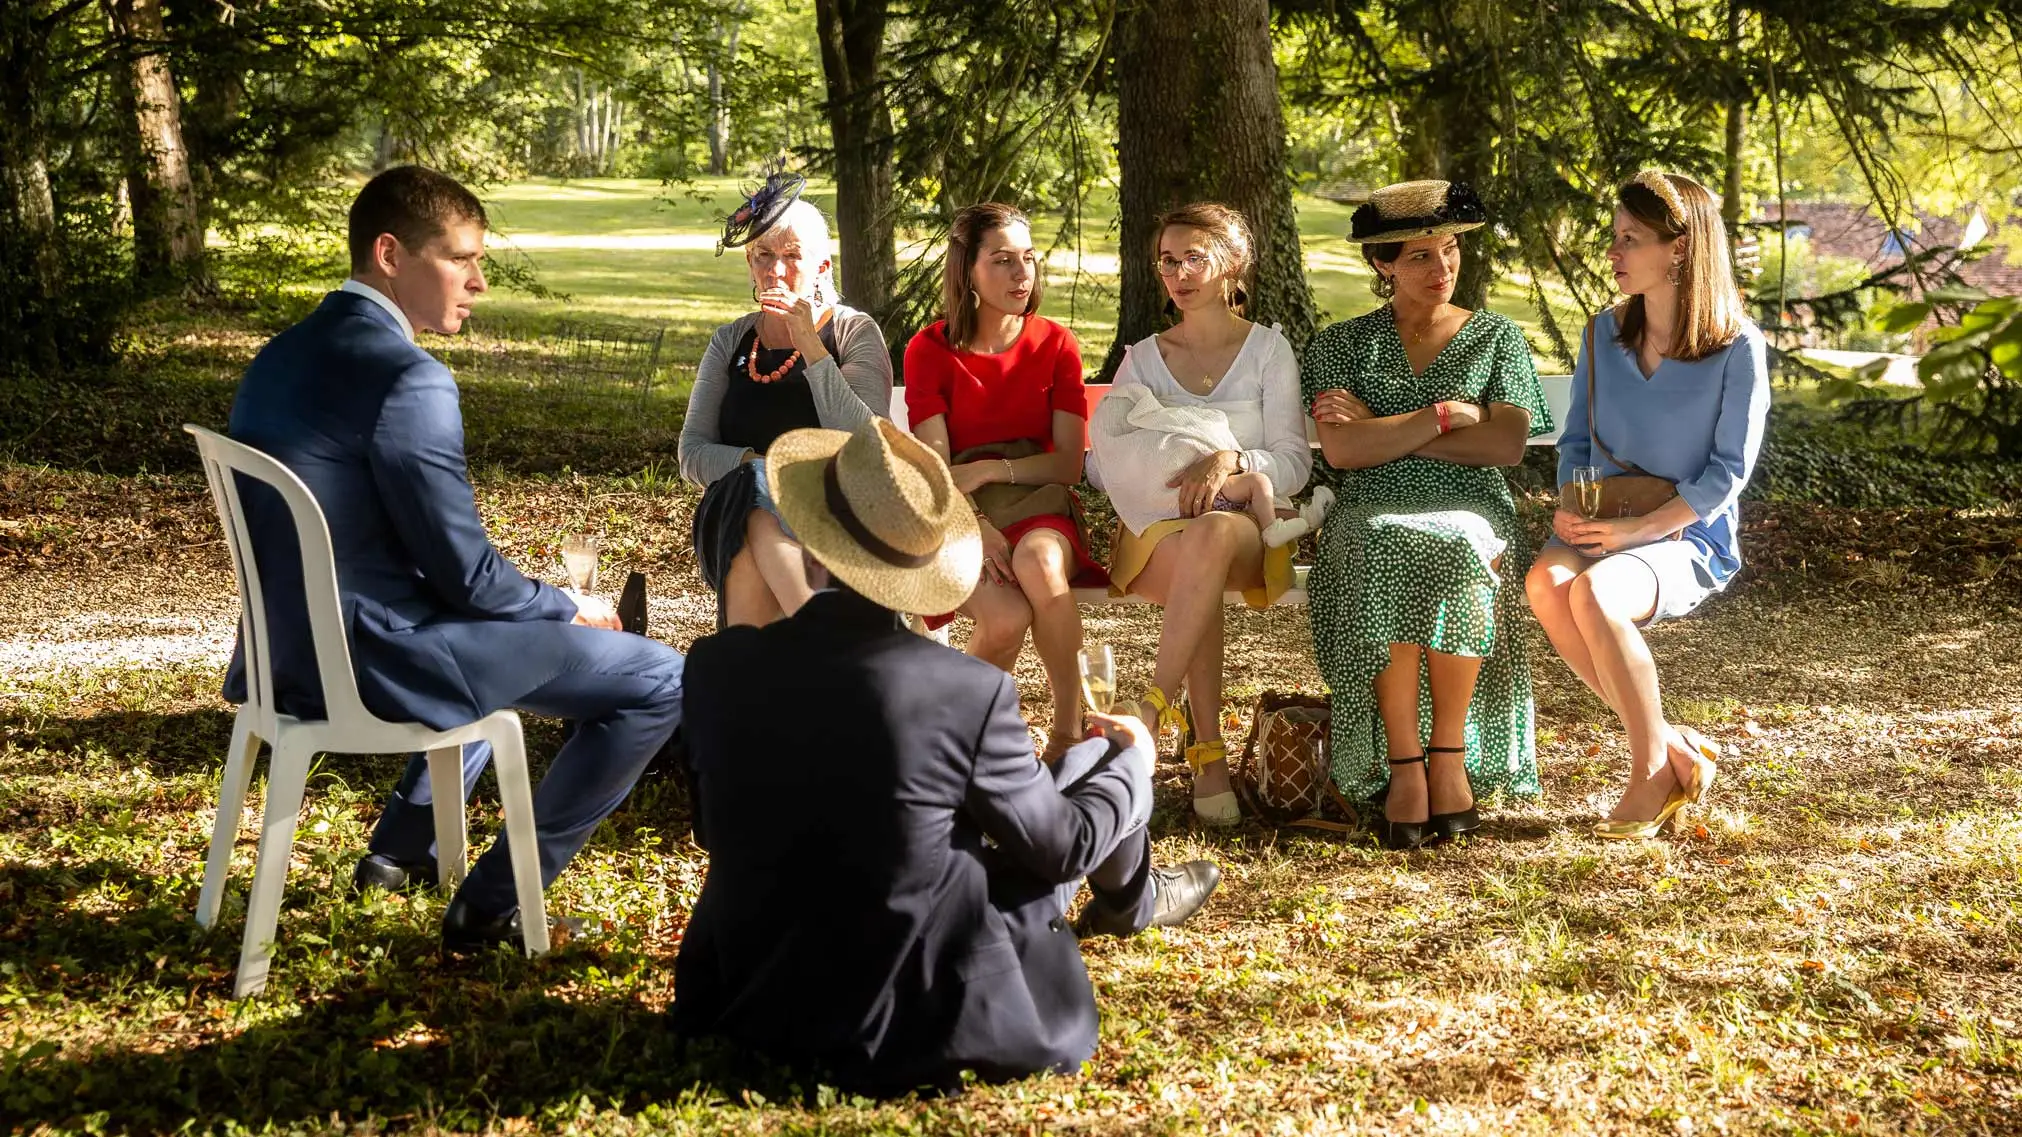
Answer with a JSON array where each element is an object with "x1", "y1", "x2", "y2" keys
[
  {"x1": 223, "y1": 290, "x2": 577, "y2": 729},
  {"x1": 670, "y1": 589, "x2": 1146, "y2": 1096}
]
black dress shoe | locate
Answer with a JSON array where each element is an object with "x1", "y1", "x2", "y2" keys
[
  {"x1": 440, "y1": 894, "x2": 592, "y2": 954},
  {"x1": 351, "y1": 853, "x2": 436, "y2": 895},
  {"x1": 1073, "y1": 860, "x2": 1222, "y2": 939}
]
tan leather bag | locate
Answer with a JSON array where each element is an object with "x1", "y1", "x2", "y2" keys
[
  {"x1": 1580, "y1": 318, "x2": 1684, "y2": 538},
  {"x1": 1235, "y1": 692, "x2": 1360, "y2": 832},
  {"x1": 952, "y1": 438, "x2": 1083, "y2": 532}
]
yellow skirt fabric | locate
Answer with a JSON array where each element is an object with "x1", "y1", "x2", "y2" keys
[{"x1": 1108, "y1": 517, "x2": 1296, "y2": 609}]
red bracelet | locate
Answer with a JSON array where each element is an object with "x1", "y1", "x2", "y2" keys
[{"x1": 1436, "y1": 403, "x2": 1451, "y2": 434}]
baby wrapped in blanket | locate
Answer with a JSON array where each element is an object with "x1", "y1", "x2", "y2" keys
[{"x1": 1093, "y1": 385, "x2": 1326, "y2": 548}]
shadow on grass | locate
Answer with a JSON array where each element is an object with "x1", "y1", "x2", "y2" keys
[{"x1": 0, "y1": 940, "x2": 841, "y2": 1130}]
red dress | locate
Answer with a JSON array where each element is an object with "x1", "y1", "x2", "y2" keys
[{"x1": 904, "y1": 316, "x2": 1109, "y2": 625}]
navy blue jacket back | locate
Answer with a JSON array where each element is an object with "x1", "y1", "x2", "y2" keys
[{"x1": 223, "y1": 290, "x2": 575, "y2": 728}]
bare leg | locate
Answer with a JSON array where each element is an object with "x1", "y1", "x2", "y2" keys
[
  {"x1": 1375, "y1": 643, "x2": 1427, "y2": 823},
  {"x1": 1181, "y1": 611, "x2": 1231, "y2": 796},
  {"x1": 745, "y1": 510, "x2": 815, "y2": 617},
  {"x1": 1425, "y1": 650, "x2": 1484, "y2": 814},
  {"x1": 1012, "y1": 528, "x2": 1084, "y2": 752},
  {"x1": 958, "y1": 577, "x2": 1033, "y2": 673},
  {"x1": 723, "y1": 545, "x2": 784, "y2": 628},
  {"x1": 1565, "y1": 555, "x2": 1683, "y2": 821},
  {"x1": 1127, "y1": 512, "x2": 1265, "y2": 699},
  {"x1": 1525, "y1": 545, "x2": 1611, "y2": 707}
]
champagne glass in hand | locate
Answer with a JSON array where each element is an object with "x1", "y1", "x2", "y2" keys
[
  {"x1": 1572, "y1": 466, "x2": 1604, "y2": 520},
  {"x1": 561, "y1": 533, "x2": 600, "y2": 593},
  {"x1": 1078, "y1": 645, "x2": 1115, "y2": 715}
]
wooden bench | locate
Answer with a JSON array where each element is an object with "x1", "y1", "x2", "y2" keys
[{"x1": 889, "y1": 376, "x2": 1573, "y2": 610}]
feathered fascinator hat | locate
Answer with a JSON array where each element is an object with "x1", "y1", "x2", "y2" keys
[
  {"x1": 1350, "y1": 180, "x2": 1488, "y2": 243},
  {"x1": 717, "y1": 168, "x2": 807, "y2": 255}
]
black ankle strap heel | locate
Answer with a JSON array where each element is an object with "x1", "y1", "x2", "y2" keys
[
  {"x1": 1381, "y1": 755, "x2": 1431, "y2": 851},
  {"x1": 1425, "y1": 746, "x2": 1481, "y2": 840}
]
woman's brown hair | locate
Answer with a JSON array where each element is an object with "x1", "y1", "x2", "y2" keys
[
  {"x1": 1151, "y1": 201, "x2": 1255, "y2": 317},
  {"x1": 1614, "y1": 172, "x2": 1747, "y2": 362},
  {"x1": 941, "y1": 202, "x2": 1041, "y2": 350}
]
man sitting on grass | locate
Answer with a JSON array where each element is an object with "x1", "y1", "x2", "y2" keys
[
  {"x1": 223, "y1": 165, "x2": 682, "y2": 950},
  {"x1": 669, "y1": 418, "x2": 1221, "y2": 1096}
]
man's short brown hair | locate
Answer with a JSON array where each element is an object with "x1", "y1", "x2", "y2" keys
[{"x1": 348, "y1": 166, "x2": 488, "y2": 273}]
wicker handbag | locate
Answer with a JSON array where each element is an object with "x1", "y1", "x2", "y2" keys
[{"x1": 1235, "y1": 691, "x2": 1360, "y2": 832}]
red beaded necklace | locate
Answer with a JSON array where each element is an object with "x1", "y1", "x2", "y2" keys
[{"x1": 746, "y1": 342, "x2": 802, "y2": 384}]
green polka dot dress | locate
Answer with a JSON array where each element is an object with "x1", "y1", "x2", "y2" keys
[{"x1": 1300, "y1": 307, "x2": 1556, "y2": 804}]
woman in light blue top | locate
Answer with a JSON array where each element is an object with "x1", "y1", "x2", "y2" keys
[{"x1": 1524, "y1": 171, "x2": 1769, "y2": 840}]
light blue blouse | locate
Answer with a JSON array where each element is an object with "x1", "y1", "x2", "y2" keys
[{"x1": 1557, "y1": 309, "x2": 1770, "y2": 584}]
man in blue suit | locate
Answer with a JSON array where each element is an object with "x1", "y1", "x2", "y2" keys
[
  {"x1": 224, "y1": 165, "x2": 684, "y2": 950},
  {"x1": 670, "y1": 419, "x2": 1220, "y2": 1096}
]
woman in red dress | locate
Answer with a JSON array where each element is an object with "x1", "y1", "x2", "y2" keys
[{"x1": 905, "y1": 203, "x2": 1109, "y2": 758}]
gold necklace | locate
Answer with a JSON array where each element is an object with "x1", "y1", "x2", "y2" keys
[
  {"x1": 1169, "y1": 326, "x2": 1230, "y2": 390},
  {"x1": 1396, "y1": 303, "x2": 1451, "y2": 345}
]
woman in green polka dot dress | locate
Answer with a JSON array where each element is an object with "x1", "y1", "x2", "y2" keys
[{"x1": 1301, "y1": 181, "x2": 1556, "y2": 850}]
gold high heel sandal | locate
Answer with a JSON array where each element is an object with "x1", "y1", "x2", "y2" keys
[
  {"x1": 1676, "y1": 727, "x2": 1721, "y2": 803},
  {"x1": 1592, "y1": 785, "x2": 1692, "y2": 840}
]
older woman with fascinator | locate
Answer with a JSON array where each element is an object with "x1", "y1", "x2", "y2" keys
[
  {"x1": 905, "y1": 203, "x2": 1108, "y2": 760},
  {"x1": 1089, "y1": 202, "x2": 1311, "y2": 826},
  {"x1": 1301, "y1": 181, "x2": 1556, "y2": 850},
  {"x1": 680, "y1": 173, "x2": 893, "y2": 627},
  {"x1": 1524, "y1": 171, "x2": 1768, "y2": 840}
]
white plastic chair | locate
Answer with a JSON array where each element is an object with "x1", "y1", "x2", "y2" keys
[{"x1": 185, "y1": 424, "x2": 550, "y2": 998}]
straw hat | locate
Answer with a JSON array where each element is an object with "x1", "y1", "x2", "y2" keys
[
  {"x1": 1349, "y1": 180, "x2": 1488, "y2": 244},
  {"x1": 767, "y1": 419, "x2": 982, "y2": 615}
]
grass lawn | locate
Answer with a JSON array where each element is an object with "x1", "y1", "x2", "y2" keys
[
  {"x1": 2, "y1": 179, "x2": 2018, "y2": 1135},
  {"x1": 464, "y1": 178, "x2": 1580, "y2": 375},
  {"x1": 2, "y1": 456, "x2": 2020, "y2": 1133}
]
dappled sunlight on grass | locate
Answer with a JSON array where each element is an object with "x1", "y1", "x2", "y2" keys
[{"x1": 4, "y1": 466, "x2": 2021, "y2": 1132}]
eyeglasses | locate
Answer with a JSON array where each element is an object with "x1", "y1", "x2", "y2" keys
[{"x1": 1154, "y1": 252, "x2": 1213, "y2": 277}]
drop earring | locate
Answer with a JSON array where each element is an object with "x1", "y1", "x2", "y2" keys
[{"x1": 1666, "y1": 261, "x2": 1683, "y2": 285}]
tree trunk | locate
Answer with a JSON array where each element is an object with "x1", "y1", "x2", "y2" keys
[
  {"x1": 1721, "y1": 0, "x2": 1745, "y2": 229},
  {"x1": 814, "y1": 0, "x2": 897, "y2": 327},
  {"x1": 1447, "y1": 132, "x2": 1495, "y2": 314},
  {"x1": 706, "y1": 63, "x2": 729, "y2": 175},
  {"x1": 706, "y1": 17, "x2": 740, "y2": 176},
  {"x1": 1105, "y1": 0, "x2": 1316, "y2": 377},
  {"x1": 0, "y1": 1, "x2": 63, "y2": 370},
  {"x1": 105, "y1": 0, "x2": 206, "y2": 291}
]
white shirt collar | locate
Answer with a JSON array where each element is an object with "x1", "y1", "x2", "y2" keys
[{"x1": 340, "y1": 279, "x2": 415, "y2": 342}]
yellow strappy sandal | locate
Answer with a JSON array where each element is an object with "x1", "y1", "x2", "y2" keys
[
  {"x1": 1128, "y1": 684, "x2": 1189, "y2": 757},
  {"x1": 1185, "y1": 738, "x2": 1241, "y2": 828}
]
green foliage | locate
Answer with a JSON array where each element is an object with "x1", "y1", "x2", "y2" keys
[{"x1": 1746, "y1": 407, "x2": 2022, "y2": 508}]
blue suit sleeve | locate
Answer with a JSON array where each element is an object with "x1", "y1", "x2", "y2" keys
[
  {"x1": 1677, "y1": 330, "x2": 1770, "y2": 521},
  {"x1": 368, "y1": 360, "x2": 578, "y2": 622},
  {"x1": 963, "y1": 673, "x2": 1149, "y2": 885}
]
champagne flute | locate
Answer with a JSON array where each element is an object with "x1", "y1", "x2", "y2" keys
[
  {"x1": 1572, "y1": 466, "x2": 1604, "y2": 520},
  {"x1": 1078, "y1": 645, "x2": 1115, "y2": 715},
  {"x1": 561, "y1": 533, "x2": 600, "y2": 593}
]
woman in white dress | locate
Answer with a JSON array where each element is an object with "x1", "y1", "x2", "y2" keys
[{"x1": 1090, "y1": 202, "x2": 1311, "y2": 826}]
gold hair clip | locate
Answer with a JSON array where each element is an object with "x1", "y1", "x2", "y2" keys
[{"x1": 1629, "y1": 170, "x2": 1688, "y2": 226}]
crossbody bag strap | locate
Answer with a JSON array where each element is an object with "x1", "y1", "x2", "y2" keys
[{"x1": 1584, "y1": 314, "x2": 1648, "y2": 478}]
